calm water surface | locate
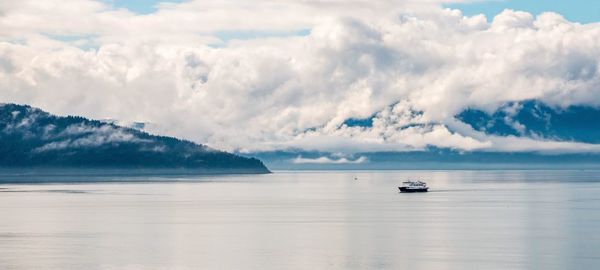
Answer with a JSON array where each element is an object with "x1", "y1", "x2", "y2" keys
[{"x1": 1, "y1": 170, "x2": 600, "y2": 270}]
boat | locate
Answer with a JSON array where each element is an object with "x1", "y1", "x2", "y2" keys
[{"x1": 399, "y1": 180, "x2": 428, "y2": 193}]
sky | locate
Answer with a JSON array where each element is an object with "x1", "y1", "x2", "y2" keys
[
  {"x1": 104, "y1": 0, "x2": 600, "y2": 23},
  {"x1": 1, "y1": 0, "x2": 600, "y2": 156},
  {"x1": 447, "y1": 0, "x2": 600, "y2": 24},
  {"x1": 103, "y1": 0, "x2": 185, "y2": 14}
]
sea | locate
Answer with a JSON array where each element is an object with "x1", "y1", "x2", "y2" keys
[{"x1": 1, "y1": 170, "x2": 599, "y2": 270}]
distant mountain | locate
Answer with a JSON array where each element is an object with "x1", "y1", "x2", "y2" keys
[
  {"x1": 457, "y1": 100, "x2": 600, "y2": 144},
  {"x1": 246, "y1": 148, "x2": 600, "y2": 170},
  {"x1": 0, "y1": 104, "x2": 269, "y2": 173},
  {"x1": 245, "y1": 100, "x2": 600, "y2": 170}
]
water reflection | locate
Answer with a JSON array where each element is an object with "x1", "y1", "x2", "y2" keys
[{"x1": 0, "y1": 170, "x2": 599, "y2": 269}]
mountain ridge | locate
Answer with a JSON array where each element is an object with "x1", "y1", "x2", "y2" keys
[
  {"x1": 457, "y1": 100, "x2": 600, "y2": 144},
  {"x1": 0, "y1": 103, "x2": 270, "y2": 173},
  {"x1": 245, "y1": 148, "x2": 600, "y2": 170}
]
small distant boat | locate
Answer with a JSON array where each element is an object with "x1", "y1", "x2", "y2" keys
[{"x1": 399, "y1": 180, "x2": 428, "y2": 193}]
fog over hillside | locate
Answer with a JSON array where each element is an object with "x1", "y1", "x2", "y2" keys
[{"x1": 0, "y1": 103, "x2": 269, "y2": 172}]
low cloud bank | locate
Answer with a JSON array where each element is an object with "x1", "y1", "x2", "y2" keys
[{"x1": 292, "y1": 156, "x2": 368, "y2": 164}]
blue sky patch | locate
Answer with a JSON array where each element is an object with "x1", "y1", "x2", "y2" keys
[
  {"x1": 102, "y1": 0, "x2": 186, "y2": 14},
  {"x1": 44, "y1": 34, "x2": 100, "y2": 50},
  {"x1": 445, "y1": 0, "x2": 600, "y2": 24}
]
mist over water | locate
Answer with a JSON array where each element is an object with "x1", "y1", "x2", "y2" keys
[{"x1": 1, "y1": 170, "x2": 599, "y2": 270}]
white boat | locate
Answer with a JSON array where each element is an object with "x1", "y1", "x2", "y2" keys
[{"x1": 398, "y1": 180, "x2": 428, "y2": 193}]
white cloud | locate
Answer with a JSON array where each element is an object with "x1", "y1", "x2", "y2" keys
[
  {"x1": 292, "y1": 156, "x2": 368, "y2": 164},
  {"x1": 1, "y1": 2, "x2": 600, "y2": 154},
  {"x1": 33, "y1": 123, "x2": 150, "y2": 152},
  {"x1": 0, "y1": 0, "x2": 442, "y2": 42}
]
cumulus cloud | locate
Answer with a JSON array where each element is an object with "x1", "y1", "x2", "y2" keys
[{"x1": 1, "y1": 1, "x2": 600, "y2": 154}]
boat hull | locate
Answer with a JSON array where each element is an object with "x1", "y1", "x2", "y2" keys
[{"x1": 399, "y1": 187, "x2": 428, "y2": 193}]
